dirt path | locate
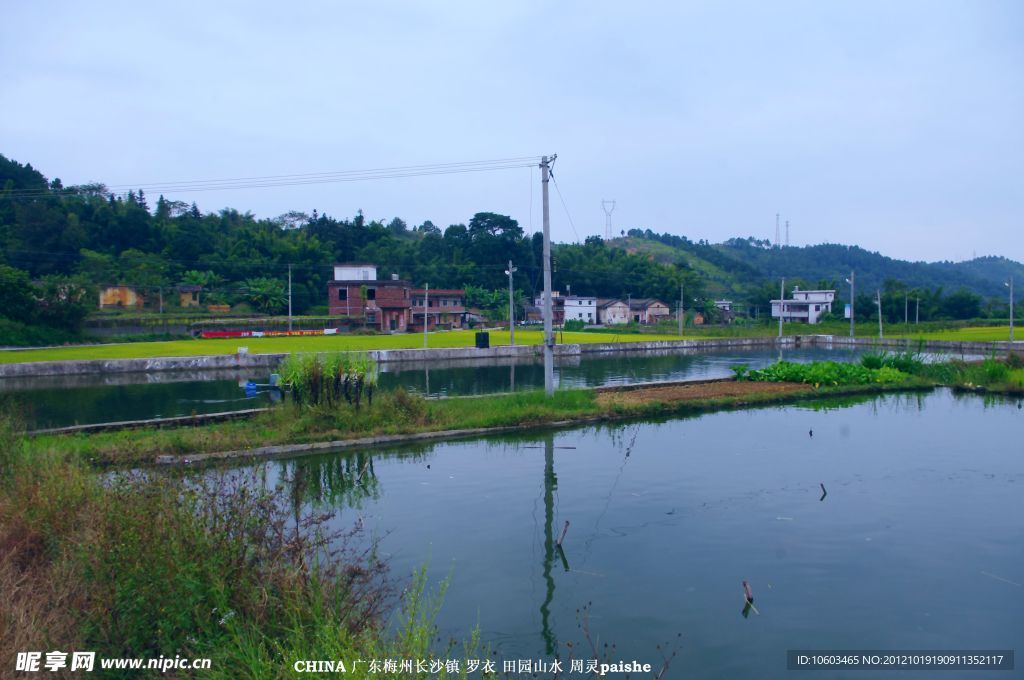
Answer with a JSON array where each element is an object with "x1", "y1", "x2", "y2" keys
[{"x1": 596, "y1": 380, "x2": 812, "y2": 408}]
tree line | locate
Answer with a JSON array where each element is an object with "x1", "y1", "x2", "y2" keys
[{"x1": 1, "y1": 154, "x2": 1018, "y2": 339}]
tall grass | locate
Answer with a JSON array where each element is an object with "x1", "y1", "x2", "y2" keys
[
  {"x1": 279, "y1": 352, "x2": 379, "y2": 408},
  {"x1": 1, "y1": 409, "x2": 483, "y2": 677}
]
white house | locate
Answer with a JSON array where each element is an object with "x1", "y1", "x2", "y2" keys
[
  {"x1": 771, "y1": 287, "x2": 836, "y2": 324},
  {"x1": 333, "y1": 263, "x2": 376, "y2": 281},
  {"x1": 597, "y1": 299, "x2": 629, "y2": 325},
  {"x1": 563, "y1": 296, "x2": 597, "y2": 324}
]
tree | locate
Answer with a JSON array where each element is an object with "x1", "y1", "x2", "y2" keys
[
  {"x1": 244, "y1": 277, "x2": 287, "y2": 314},
  {"x1": 0, "y1": 264, "x2": 36, "y2": 323},
  {"x1": 33, "y1": 275, "x2": 94, "y2": 331}
]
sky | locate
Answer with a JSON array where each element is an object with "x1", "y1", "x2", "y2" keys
[{"x1": 2, "y1": 1, "x2": 1022, "y2": 263}]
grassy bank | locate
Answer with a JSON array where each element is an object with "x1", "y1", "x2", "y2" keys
[
  {"x1": 0, "y1": 329, "x2": 712, "y2": 364},
  {"x1": 0, "y1": 415, "x2": 488, "y2": 679},
  {"x1": 26, "y1": 380, "x2": 928, "y2": 467}
]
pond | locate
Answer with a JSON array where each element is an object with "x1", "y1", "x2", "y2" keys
[
  {"x1": 214, "y1": 388, "x2": 1023, "y2": 678},
  {"x1": 5, "y1": 346, "x2": 875, "y2": 429}
]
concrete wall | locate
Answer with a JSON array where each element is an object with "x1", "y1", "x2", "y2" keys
[{"x1": 1, "y1": 334, "x2": 1017, "y2": 379}]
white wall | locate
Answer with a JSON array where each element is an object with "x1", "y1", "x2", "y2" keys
[{"x1": 334, "y1": 265, "x2": 376, "y2": 281}]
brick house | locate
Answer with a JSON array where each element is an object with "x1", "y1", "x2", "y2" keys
[
  {"x1": 409, "y1": 288, "x2": 466, "y2": 331},
  {"x1": 597, "y1": 299, "x2": 629, "y2": 325},
  {"x1": 628, "y1": 298, "x2": 671, "y2": 324},
  {"x1": 327, "y1": 263, "x2": 411, "y2": 332}
]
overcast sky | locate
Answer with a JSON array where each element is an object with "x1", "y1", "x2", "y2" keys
[{"x1": 2, "y1": 1, "x2": 1022, "y2": 263}]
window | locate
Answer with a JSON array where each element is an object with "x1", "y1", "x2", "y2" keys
[
  {"x1": 338, "y1": 288, "x2": 348, "y2": 301},
  {"x1": 366, "y1": 313, "x2": 376, "y2": 323},
  {"x1": 366, "y1": 288, "x2": 376, "y2": 300}
]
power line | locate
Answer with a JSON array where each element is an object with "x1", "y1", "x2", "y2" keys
[
  {"x1": 1, "y1": 156, "x2": 543, "y2": 199},
  {"x1": 548, "y1": 171, "x2": 581, "y2": 243}
]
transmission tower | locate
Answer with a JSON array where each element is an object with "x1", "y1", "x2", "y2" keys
[
  {"x1": 602, "y1": 199, "x2": 616, "y2": 239},
  {"x1": 785, "y1": 220, "x2": 790, "y2": 247}
]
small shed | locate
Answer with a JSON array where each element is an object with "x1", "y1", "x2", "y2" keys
[
  {"x1": 177, "y1": 284, "x2": 202, "y2": 308},
  {"x1": 99, "y1": 285, "x2": 145, "y2": 309}
]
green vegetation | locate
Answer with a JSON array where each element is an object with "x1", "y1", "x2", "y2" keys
[
  {"x1": 0, "y1": 329, "x2": 699, "y2": 364},
  {"x1": 279, "y1": 352, "x2": 379, "y2": 408},
  {"x1": 3, "y1": 154, "x2": 1020, "y2": 349},
  {"x1": 0, "y1": 414, "x2": 486, "y2": 679},
  {"x1": 737, "y1": 352, "x2": 1024, "y2": 394},
  {"x1": 743, "y1": 360, "x2": 911, "y2": 386}
]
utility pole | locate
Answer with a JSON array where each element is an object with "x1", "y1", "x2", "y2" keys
[
  {"x1": 423, "y1": 284, "x2": 429, "y2": 349},
  {"x1": 678, "y1": 280, "x2": 684, "y2": 336},
  {"x1": 541, "y1": 155, "x2": 555, "y2": 396},
  {"x1": 288, "y1": 263, "x2": 293, "y2": 331},
  {"x1": 778, "y1": 277, "x2": 785, "y2": 338},
  {"x1": 846, "y1": 271, "x2": 855, "y2": 338},
  {"x1": 1008, "y1": 276, "x2": 1015, "y2": 341},
  {"x1": 159, "y1": 286, "x2": 163, "y2": 315},
  {"x1": 506, "y1": 260, "x2": 518, "y2": 345},
  {"x1": 876, "y1": 289, "x2": 883, "y2": 339},
  {"x1": 627, "y1": 293, "x2": 631, "y2": 325},
  {"x1": 916, "y1": 297, "x2": 920, "y2": 325},
  {"x1": 904, "y1": 292, "x2": 908, "y2": 331}
]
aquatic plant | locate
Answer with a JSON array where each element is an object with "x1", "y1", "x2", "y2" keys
[
  {"x1": 279, "y1": 352, "x2": 379, "y2": 409},
  {"x1": 745, "y1": 360, "x2": 909, "y2": 386}
]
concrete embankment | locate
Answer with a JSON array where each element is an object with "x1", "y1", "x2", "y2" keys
[
  {"x1": 0, "y1": 337, "x2": 789, "y2": 378},
  {"x1": 1, "y1": 334, "x2": 1018, "y2": 379}
]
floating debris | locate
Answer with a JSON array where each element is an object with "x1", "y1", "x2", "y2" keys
[{"x1": 980, "y1": 571, "x2": 1022, "y2": 587}]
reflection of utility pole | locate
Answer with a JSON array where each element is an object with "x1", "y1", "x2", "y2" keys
[
  {"x1": 541, "y1": 156, "x2": 556, "y2": 396},
  {"x1": 288, "y1": 263, "x2": 293, "y2": 331},
  {"x1": 540, "y1": 434, "x2": 558, "y2": 656}
]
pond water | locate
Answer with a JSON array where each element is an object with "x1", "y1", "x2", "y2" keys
[
  {"x1": 5, "y1": 346, "x2": 875, "y2": 428},
  {"x1": 212, "y1": 388, "x2": 1023, "y2": 679}
]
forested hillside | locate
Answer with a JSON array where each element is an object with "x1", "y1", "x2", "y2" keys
[{"x1": 1, "y1": 153, "x2": 1019, "y2": 337}]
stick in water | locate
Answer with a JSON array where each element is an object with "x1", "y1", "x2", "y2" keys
[{"x1": 557, "y1": 520, "x2": 570, "y2": 547}]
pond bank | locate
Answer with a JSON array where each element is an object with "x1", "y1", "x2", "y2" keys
[
  {"x1": 1, "y1": 334, "x2": 1018, "y2": 379},
  {"x1": 25, "y1": 377, "x2": 936, "y2": 468}
]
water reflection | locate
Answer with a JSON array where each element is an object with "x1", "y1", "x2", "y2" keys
[{"x1": 200, "y1": 388, "x2": 1023, "y2": 677}]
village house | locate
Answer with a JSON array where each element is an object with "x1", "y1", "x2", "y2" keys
[
  {"x1": 597, "y1": 299, "x2": 629, "y2": 325},
  {"x1": 409, "y1": 288, "x2": 467, "y2": 332},
  {"x1": 327, "y1": 263, "x2": 411, "y2": 332},
  {"x1": 533, "y1": 291, "x2": 565, "y2": 325},
  {"x1": 99, "y1": 284, "x2": 145, "y2": 309},
  {"x1": 628, "y1": 298, "x2": 671, "y2": 324},
  {"x1": 771, "y1": 287, "x2": 836, "y2": 324},
  {"x1": 714, "y1": 300, "x2": 736, "y2": 324},
  {"x1": 563, "y1": 296, "x2": 597, "y2": 324}
]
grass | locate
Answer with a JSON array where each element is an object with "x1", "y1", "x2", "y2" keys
[
  {"x1": 891, "y1": 325, "x2": 1016, "y2": 342},
  {"x1": 0, "y1": 329, "x2": 726, "y2": 364},
  {"x1": 0, "y1": 413, "x2": 487, "y2": 679}
]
